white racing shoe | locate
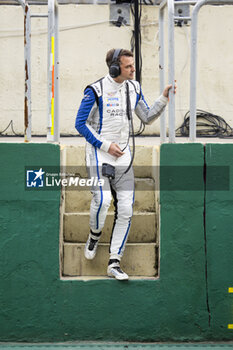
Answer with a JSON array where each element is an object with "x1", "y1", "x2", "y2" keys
[
  {"x1": 107, "y1": 260, "x2": 129, "y2": 281},
  {"x1": 84, "y1": 233, "x2": 100, "y2": 260}
]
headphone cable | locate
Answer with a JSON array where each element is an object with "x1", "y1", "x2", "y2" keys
[{"x1": 114, "y1": 82, "x2": 135, "y2": 186}]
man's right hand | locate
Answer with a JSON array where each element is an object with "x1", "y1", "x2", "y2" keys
[{"x1": 108, "y1": 143, "x2": 124, "y2": 157}]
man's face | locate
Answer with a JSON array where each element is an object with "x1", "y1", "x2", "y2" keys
[{"x1": 118, "y1": 55, "x2": 135, "y2": 81}]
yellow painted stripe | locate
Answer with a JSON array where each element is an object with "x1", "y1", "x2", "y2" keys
[
  {"x1": 51, "y1": 36, "x2": 54, "y2": 65},
  {"x1": 51, "y1": 97, "x2": 54, "y2": 135},
  {"x1": 229, "y1": 288, "x2": 233, "y2": 293},
  {"x1": 228, "y1": 324, "x2": 233, "y2": 329}
]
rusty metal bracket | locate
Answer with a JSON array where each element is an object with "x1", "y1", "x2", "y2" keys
[{"x1": 15, "y1": 0, "x2": 32, "y2": 142}]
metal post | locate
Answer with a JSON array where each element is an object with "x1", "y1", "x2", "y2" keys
[
  {"x1": 190, "y1": 0, "x2": 233, "y2": 141},
  {"x1": 31, "y1": 14, "x2": 48, "y2": 17},
  {"x1": 159, "y1": 0, "x2": 176, "y2": 143},
  {"x1": 54, "y1": 0, "x2": 59, "y2": 142},
  {"x1": 17, "y1": 0, "x2": 32, "y2": 142},
  {"x1": 134, "y1": 0, "x2": 140, "y2": 83},
  {"x1": 173, "y1": 1, "x2": 197, "y2": 4},
  {"x1": 159, "y1": 6, "x2": 166, "y2": 143},
  {"x1": 47, "y1": 0, "x2": 59, "y2": 142},
  {"x1": 167, "y1": 0, "x2": 176, "y2": 143},
  {"x1": 189, "y1": 0, "x2": 203, "y2": 141}
]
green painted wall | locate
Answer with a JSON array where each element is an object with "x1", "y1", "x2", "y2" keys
[
  {"x1": 205, "y1": 144, "x2": 233, "y2": 337},
  {"x1": 0, "y1": 144, "x2": 61, "y2": 341},
  {"x1": 0, "y1": 143, "x2": 232, "y2": 342}
]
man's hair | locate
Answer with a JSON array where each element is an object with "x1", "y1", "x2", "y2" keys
[{"x1": 106, "y1": 49, "x2": 133, "y2": 68}]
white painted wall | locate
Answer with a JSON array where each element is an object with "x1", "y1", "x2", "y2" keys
[{"x1": 0, "y1": 4, "x2": 233, "y2": 136}]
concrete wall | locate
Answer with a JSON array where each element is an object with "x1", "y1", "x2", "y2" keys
[
  {"x1": 1, "y1": 5, "x2": 233, "y2": 136},
  {"x1": 0, "y1": 142, "x2": 233, "y2": 342}
]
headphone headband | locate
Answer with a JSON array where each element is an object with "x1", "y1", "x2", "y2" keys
[
  {"x1": 109, "y1": 49, "x2": 122, "y2": 78},
  {"x1": 111, "y1": 49, "x2": 122, "y2": 64}
]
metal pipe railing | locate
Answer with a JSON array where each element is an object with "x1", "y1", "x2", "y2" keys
[
  {"x1": 167, "y1": 0, "x2": 176, "y2": 143},
  {"x1": 159, "y1": 0, "x2": 176, "y2": 143},
  {"x1": 47, "y1": 0, "x2": 59, "y2": 142},
  {"x1": 174, "y1": 16, "x2": 191, "y2": 20},
  {"x1": 30, "y1": 14, "x2": 48, "y2": 17},
  {"x1": 189, "y1": 0, "x2": 233, "y2": 141},
  {"x1": 173, "y1": 1, "x2": 196, "y2": 4},
  {"x1": 159, "y1": 5, "x2": 166, "y2": 143},
  {"x1": 2, "y1": 0, "x2": 59, "y2": 142},
  {"x1": 13, "y1": 0, "x2": 32, "y2": 142}
]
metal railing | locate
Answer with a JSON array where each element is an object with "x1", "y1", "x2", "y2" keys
[
  {"x1": 159, "y1": 0, "x2": 233, "y2": 143},
  {"x1": 2, "y1": 0, "x2": 233, "y2": 142},
  {"x1": 47, "y1": 0, "x2": 59, "y2": 142},
  {"x1": 6, "y1": 0, "x2": 32, "y2": 142},
  {"x1": 189, "y1": 0, "x2": 233, "y2": 141},
  {"x1": 0, "y1": 0, "x2": 59, "y2": 142},
  {"x1": 159, "y1": 0, "x2": 194, "y2": 143},
  {"x1": 159, "y1": 0, "x2": 176, "y2": 143}
]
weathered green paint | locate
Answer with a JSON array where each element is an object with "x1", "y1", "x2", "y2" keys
[
  {"x1": 205, "y1": 144, "x2": 233, "y2": 339},
  {"x1": 159, "y1": 143, "x2": 208, "y2": 339},
  {"x1": 0, "y1": 143, "x2": 233, "y2": 342},
  {"x1": 0, "y1": 343, "x2": 233, "y2": 349},
  {"x1": 0, "y1": 144, "x2": 61, "y2": 341}
]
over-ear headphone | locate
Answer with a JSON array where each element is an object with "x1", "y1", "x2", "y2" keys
[{"x1": 109, "y1": 49, "x2": 122, "y2": 78}]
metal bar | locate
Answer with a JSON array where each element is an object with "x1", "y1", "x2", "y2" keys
[
  {"x1": 203, "y1": 0, "x2": 233, "y2": 4},
  {"x1": 24, "y1": 2, "x2": 32, "y2": 142},
  {"x1": 159, "y1": 0, "x2": 168, "y2": 10},
  {"x1": 0, "y1": 1, "x2": 47, "y2": 4},
  {"x1": 134, "y1": 0, "x2": 140, "y2": 83},
  {"x1": 189, "y1": 3, "x2": 199, "y2": 141},
  {"x1": 47, "y1": 0, "x2": 54, "y2": 142},
  {"x1": 0, "y1": 0, "x2": 124, "y2": 4},
  {"x1": 167, "y1": 0, "x2": 176, "y2": 143},
  {"x1": 16, "y1": 0, "x2": 32, "y2": 142},
  {"x1": 47, "y1": 0, "x2": 59, "y2": 142},
  {"x1": 174, "y1": 0, "x2": 197, "y2": 4},
  {"x1": 189, "y1": 0, "x2": 233, "y2": 141},
  {"x1": 159, "y1": 7, "x2": 166, "y2": 143},
  {"x1": 54, "y1": 0, "x2": 60, "y2": 142},
  {"x1": 174, "y1": 16, "x2": 191, "y2": 20},
  {"x1": 31, "y1": 14, "x2": 48, "y2": 17},
  {"x1": 58, "y1": 0, "x2": 109, "y2": 3}
]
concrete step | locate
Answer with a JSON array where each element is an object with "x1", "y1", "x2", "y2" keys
[
  {"x1": 63, "y1": 212, "x2": 157, "y2": 243},
  {"x1": 63, "y1": 243, "x2": 157, "y2": 277},
  {"x1": 64, "y1": 178, "x2": 156, "y2": 213},
  {"x1": 61, "y1": 144, "x2": 159, "y2": 279},
  {"x1": 62, "y1": 144, "x2": 159, "y2": 178}
]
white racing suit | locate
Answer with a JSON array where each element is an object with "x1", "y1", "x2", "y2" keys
[{"x1": 75, "y1": 74, "x2": 168, "y2": 261}]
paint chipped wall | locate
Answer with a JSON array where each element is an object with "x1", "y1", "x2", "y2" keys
[
  {"x1": 0, "y1": 5, "x2": 233, "y2": 136},
  {"x1": 0, "y1": 143, "x2": 233, "y2": 341}
]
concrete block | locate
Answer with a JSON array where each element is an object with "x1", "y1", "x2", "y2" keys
[
  {"x1": 63, "y1": 212, "x2": 156, "y2": 243},
  {"x1": 65, "y1": 145, "x2": 86, "y2": 167},
  {"x1": 64, "y1": 145, "x2": 87, "y2": 178},
  {"x1": 64, "y1": 177, "x2": 155, "y2": 213},
  {"x1": 65, "y1": 189, "x2": 92, "y2": 213},
  {"x1": 132, "y1": 178, "x2": 156, "y2": 212},
  {"x1": 132, "y1": 145, "x2": 153, "y2": 177},
  {"x1": 62, "y1": 145, "x2": 158, "y2": 179},
  {"x1": 63, "y1": 243, "x2": 157, "y2": 277}
]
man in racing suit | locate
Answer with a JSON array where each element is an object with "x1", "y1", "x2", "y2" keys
[{"x1": 75, "y1": 48, "x2": 174, "y2": 280}]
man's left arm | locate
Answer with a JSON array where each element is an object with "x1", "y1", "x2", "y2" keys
[{"x1": 135, "y1": 84, "x2": 173, "y2": 125}]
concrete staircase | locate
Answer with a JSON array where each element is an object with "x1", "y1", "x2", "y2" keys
[{"x1": 60, "y1": 144, "x2": 160, "y2": 279}]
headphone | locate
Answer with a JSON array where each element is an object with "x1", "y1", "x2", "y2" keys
[{"x1": 109, "y1": 49, "x2": 122, "y2": 78}]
